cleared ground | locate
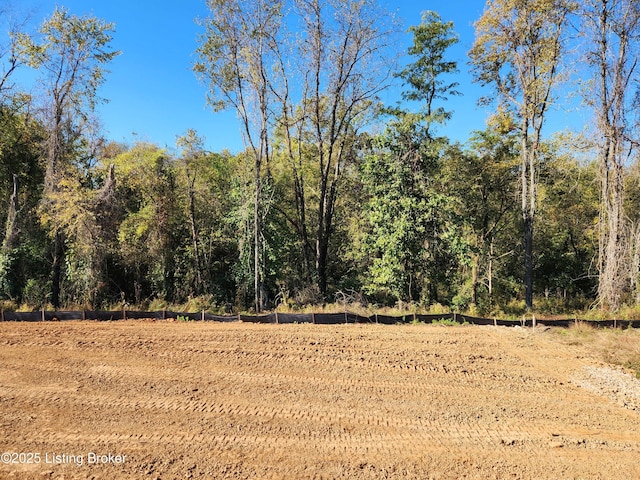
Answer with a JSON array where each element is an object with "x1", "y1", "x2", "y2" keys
[{"x1": 0, "y1": 321, "x2": 639, "y2": 479}]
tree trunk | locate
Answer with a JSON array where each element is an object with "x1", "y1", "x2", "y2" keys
[
  {"x1": 51, "y1": 230, "x2": 64, "y2": 309},
  {"x1": 254, "y1": 163, "x2": 262, "y2": 313},
  {"x1": 316, "y1": 234, "x2": 328, "y2": 298},
  {"x1": 280, "y1": 103, "x2": 314, "y2": 286},
  {"x1": 588, "y1": 0, "x2": 639, "y2": 309},
  {"x1": 0, "y1": 174, "x2": 20, "y2": 299},
  {"x1": 47, "y1": 101, "x2": 65, "y2": 310},
  {"x1": 2, "y1": 174, "x2": 19, "y2": 253},
  {"x1": 521, "y1": 120, "x2": 534, "y2": 311},
  {"x1": 293, "y1": 173, "x2": 314, "y2": 284},
  {"x1": 316, "y1": 173, "x2": 338, "y2": 299},
  {"x1": 488, "y1": 239, "x2": 494, "y2": 306},
  {"x1": 187, "y1": 178, "x2": 202, "y2": 294},
  {"x1": 524, "y1": 214, "x2": 534, "y2": 310},
  {"x1": 471, "y1": 252, "x2": 479, "y2": 306},
  {"x1": 599, "y1": 142, "x2": 625, "y2": 308}
]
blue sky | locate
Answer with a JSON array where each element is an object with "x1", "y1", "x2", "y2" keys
[{"x1": 10, "y1": 1, "x2": 581, "y2": 153}]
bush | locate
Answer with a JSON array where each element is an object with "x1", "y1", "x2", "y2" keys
[
  {"x1": 428, "y1": 303, "x2": 450, "y2": 314},
  {"x1": 22, "y1": 278, "x2": 51, "y2": 309}
]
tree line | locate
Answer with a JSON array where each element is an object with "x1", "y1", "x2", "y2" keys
[{"x1": 1, "y1": 0, "x2": 639, "y2": 315}]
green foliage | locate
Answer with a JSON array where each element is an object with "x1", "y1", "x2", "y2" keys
[
  {"x1": 396, "y1": 11, "x2": 460, "y2": 128},
  {"x1": 0, "y1": 252, "x2": 15, "y2": 299},
  {"x1": 441, "y1": 128, "x2": 520, "y2": 312},
  {"x1": 470, "y1": 0, "x2": 573, "y2": 310},
  {"x1": 13, "y1": 6, "x2": 121, "y2": 309},
  {"x1": 360, "y1": 114, "x2": 469, "y2": 306},
  {"x1": 432, "y1": 317, "x2": 467, "y2": 326},
  {"x1": 17, "y1": 7, "x2": 120, "y2": 112},
  {"x1": 110, "y1": 143, "x2": 180, "y2": 303},
  {"x1": 0, "y1": 99, "x2": 47, "y2": 304},
  {"x1": 0, "y1": 1, "x2": 633, "y2": 317},
  {"x1": 469, "y1": 0, "x2": 572, "y2": 109},
  {"x1": 22, "y1": 277, "x2": 51, "y2": 308},
  {"x1": 535, "y1": 135, "x2": 599, "y2": 298},
  {"x1": 359, "y1": 11, "x2": 468, "y2": 307},
  {"x1": 451, "y1": 281, "x2": 473, "y2": 313}
]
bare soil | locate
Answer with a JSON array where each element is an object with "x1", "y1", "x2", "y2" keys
[{"x1": 1, "y1": 321, "x2": 639, "y2": 479}]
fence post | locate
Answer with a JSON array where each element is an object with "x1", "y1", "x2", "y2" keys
[
  {"x1": 275, "y1": 311, "x2": 279, "y2": 324},
  {"x1": 82, "y1": 309, "x2": 86, "y2": 321},
  {"x1": 344, "y1": 310, "x2": 347, "y2": 324},
  {"x1": 532, "y1": 314, "x2": 536, "y2": 329},
  {"x1": 312, "y1": 312, "x2": 316, "y2": 324},
  {"x1": 41, "y1": 307, "x2": 45, "y2": 322},
  {"x1": 123, "y1": 307, "x2": 127, "y2": 321},
  {"x1": 202, "y1": 310, "x2": 205, "y2": 322}
]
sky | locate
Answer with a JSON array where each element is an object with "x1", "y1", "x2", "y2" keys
[{"x1": 6, "y1": 0, "x2": 582, "y2": 154}]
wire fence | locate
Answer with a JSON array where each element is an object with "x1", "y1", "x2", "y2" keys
[{"x1": 1, "y1": 309, "x2": 639, "y2": 328}]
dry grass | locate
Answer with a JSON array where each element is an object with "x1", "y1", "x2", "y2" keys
[
  {"x1": 553, "y1": 322, "x2": 640, "y2": 378},
  {"x1": 273, "y1": 301, "x2": 451, "y2": 317},
  {"x1": 600, "y1": 330, "x2": 640, "y2": 379}
]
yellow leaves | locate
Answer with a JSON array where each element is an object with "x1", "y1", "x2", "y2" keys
[
  {"x1": 471, "y1": 0, "x2": 570, "y2": 76},
  {"x1": 117, "y1": 203, "x2": 164, "y2": 268},
  {"x1": 487, "y1": 107, "x2": 517, "y2": 134},
  {"x1": 109, "y1": 142, "x2": 168, "y2": 193},
  {"x1": 38, "y1": 173, "x2": 99, "y2": 259},
  {"x1": 118, "y1": 204, "x2": 154, "y2": 244},
  {"x1": 13, "y1": 32, "x2": 45, "y2": 69}
]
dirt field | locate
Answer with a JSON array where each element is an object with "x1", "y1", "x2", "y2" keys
[{"x1": 1, "y1": 321, "x2": 639, "y2": 479}]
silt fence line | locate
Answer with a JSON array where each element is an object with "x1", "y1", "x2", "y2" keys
[{"x1": 0, "y1": 309, "x2": 639, "y2": 328}]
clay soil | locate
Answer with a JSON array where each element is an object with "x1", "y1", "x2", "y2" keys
[{"x1": 1, "y1": 321, "x2": 640, "y2": 479}]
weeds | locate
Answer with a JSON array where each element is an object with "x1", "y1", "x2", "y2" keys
[
  {"x1": 432, "y1": 318, "x2": 468, "y2": 326},
  {"x1": 625, "y1": 359, "x2": 640, "y2": 379},
  {"x1": 553, "y1": 323, "x2": 640, "y2": 378}
]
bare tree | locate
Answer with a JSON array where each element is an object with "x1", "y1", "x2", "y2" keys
[
  {"x1": 470, "y1": 0, "x2": 572, "y2": 310},
  {"x1": 580, "y1": 0, "x2": 640, "y2": 309},
  {"x1": 196, "y1": 0, "x2": 283, "y2": 312},
  {"x1": 276, "y1": 0, "x2": 396, "y2": 297},
  {"x1": 0, "y1": 3, "x2": 31, "y2": 102},
  {"x1": 176, "y1": 129, "x2": 206, "y2": 295},
  {"x1": 197, "y1": 0, "x2": 396, "y2": 303}
]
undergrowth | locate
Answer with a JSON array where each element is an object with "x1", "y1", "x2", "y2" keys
[{"x1": 7, "y1": 293, "x2": 640, "y2": 324}]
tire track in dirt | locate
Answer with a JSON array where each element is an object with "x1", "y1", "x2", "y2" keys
[
  {"x1": 2, "y1": 321, "x2": 640, "y2": 479},
  {"x1": 3, "y1": 359, "x2": 638, "y2": 453}
]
